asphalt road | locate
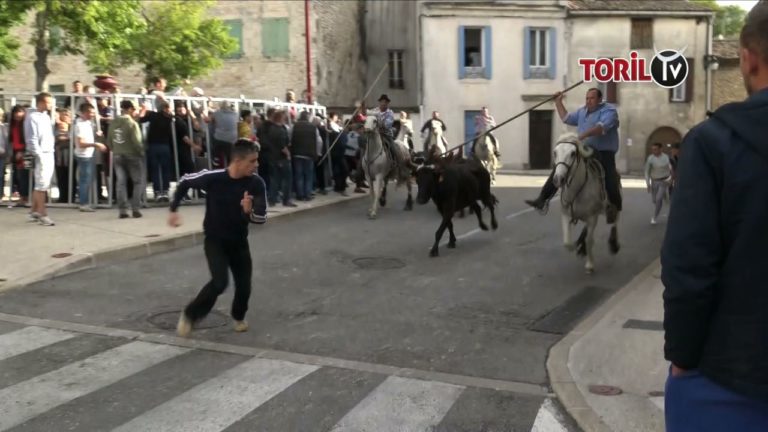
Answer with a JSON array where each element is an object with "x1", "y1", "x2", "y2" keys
[{"x1": 0, "y1": 179, "x2": 666, "y2": 431}]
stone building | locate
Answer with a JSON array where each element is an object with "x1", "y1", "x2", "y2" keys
[
  {"x1": 366, "y1": 0, "x2": 715, "y2": 173},
  {"x1": 712, "y1": 38, "x2": 748, "y2": 110},
  {"x1": 0, "y1": 1, "x2": 365, "y2": 110}
]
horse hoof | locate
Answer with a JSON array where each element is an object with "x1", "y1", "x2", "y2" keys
[
  {"x1": 447, "y1": 242, "x2": 456, "y2": 249},
  {"x1": 429, "y1": 249, "x2": 439, "y2": 257},
  {"x1": 368, "y1": 212, "x2": 377, "y2": 220},
  {"x1": 491, "y1": 221, "x2": 498, "y2": 230},
  {"x1": 404, "y1": 203, "x2": 413, "y2": 211},
  {"x1": 585, "y1": 267, "x2": 595, "y2": 275},
  {"x1": 479, "y1": 224, "x2": 489, "y2": 231}
]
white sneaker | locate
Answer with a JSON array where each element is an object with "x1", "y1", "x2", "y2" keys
[
  {"x1": 38, "y1": 216, "x2": 55, "y2": 226},
  {"x1": 650, "y1": 217, "x2": 657, "y2": 225},
  {"x1": 177, "y1": 313, "x2": 192, "y2": 337},
  {"x1": 79, "y1": 206, "x2": 96, "y2": 212},
  {"x1": 233, "y1": 320, "x2": 248, "y2": 333},
  {"x1": 27, "y1": 212, "x2": 41, "y2": 222}
]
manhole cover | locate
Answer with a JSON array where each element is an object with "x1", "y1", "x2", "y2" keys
[
  {"x1": 648, "y1": 390, "x2": 665, "y2": 397},
  {"x1": 147, "y1": 310, "x2": 228, "y2": 330},
  {"x1": 352, "y1": 257, "x2": 406, "y2": 270},
  {"x1": 51, "y1": 252, "x2": 73, "y2": 258},
  {"x1": 588, "y1": 385, "x2": 623, "y2": 396},
  {"x1": 144, "y1": 234, "x2": 161, "y2": 238}
]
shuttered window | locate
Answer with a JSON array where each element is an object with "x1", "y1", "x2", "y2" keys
[
  {"x1": 262, "y1": 18, "x2": 290, "y2": 59},
  {"x1": 458, "y1": 26, "x2": 492, "y2": 80},
  {"x1": 523, "y1": 27, "x2": 556, "y2": 80},
  {"x1": 631, "y1": 19, "x2": 653, "y2": 49},
  {"x1": 224, "y1": 20, "x2": 243, "y2": 59}
]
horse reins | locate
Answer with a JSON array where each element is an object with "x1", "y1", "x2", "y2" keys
[{"x1": 557, "y1": 141, "x2": 592, "y2": 224}]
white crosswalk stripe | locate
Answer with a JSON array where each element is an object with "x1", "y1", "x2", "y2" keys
[
  {"x1": 110, "y1": 357, "x2": 318, "y2": 432},
  {"x1": 0, "y1": 326, "x2": 75, "y2": 361},
  {"x1": 329, "y1": 375, "x2": 465, "y2": 432},
  {"x1": 0, "y1": 341, "x2": 187, "y2": 431},
  {"x1": 0, "y1": 324, "x2": 552, "y2": 431}
]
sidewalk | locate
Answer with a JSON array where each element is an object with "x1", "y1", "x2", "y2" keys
[
  {"x1": 548, "y1": 259, "x2": 666, "y2": 432},
  {"x1": 0, "y1": 191, "x2": 366, "y2": 293}
]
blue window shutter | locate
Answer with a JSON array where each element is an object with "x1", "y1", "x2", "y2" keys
[
  {"x1": 484, "y1": 26, "x2": 492, "y2": 80},
  {"x1": 458, "y1": 26, "x2": 466, "y2": 79},
  {"x1": 523, "y1": 27, "x2": 531, "y2": 79},
  {"x1": 548, "y1": 27, "x2": 557, "y2": 80}
]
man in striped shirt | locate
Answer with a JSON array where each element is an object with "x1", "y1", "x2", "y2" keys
[{"x1": 169, "y1": 139, "x2": 267, "y2": 337}]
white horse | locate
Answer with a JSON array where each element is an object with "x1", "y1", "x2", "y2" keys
[
  {"x1": 553, "y1": 133, "x2": 620, "y2": 274},
  {"x1": 424, "y1": 119, "x2": 448, "y2": 155},
  {"x1": 395, "y1": 118, "x2": 414, "y2": 152},
  {"x1": 361, "y1": 114, "x2": 414, "y2": 219},
  {"x1": 473, "y1": 134, "x2": 501, "y2": 185}
]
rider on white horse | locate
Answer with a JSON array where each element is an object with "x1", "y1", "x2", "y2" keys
[
  {"x1": 393, "y1": 111, "x2": 415, "y2": 153},
  {"x1": 371, "y1": 94, "x2": 399, "y2": 171},
  {"x1": 473, "y1": 107, "x2": 501, "y2": 157},
  {"x1": 420, "y1": 111, "x2": 449, "y2": 153}
]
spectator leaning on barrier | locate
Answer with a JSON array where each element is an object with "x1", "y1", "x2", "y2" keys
[
  {"x1": 23, "y1": 92, "x2": 56, "y2": 226},
  {"x1": 662, "y1": 3, "x2": 768, "y2": 431},
  {"x1": 290, "y1": 111, "x2": 319, "y2": 201},
  {"x1": 9, "y1": 105, "x2": 28, "y2": 208},
  {"x1": 74, "y1": 102, "x2": 108, "y2": 213},
  {"x1": 54, "y1": 108, "x2": 74, "y2": 204},
  {"x1": 139, "y1": 101, "x2": 175, "y2": 202},
  {"x1": 108, "y1": 100, "x2": 145, "y2": 219},
  {"x1": 210, "y1": 102, "x2": 238, "y2": 168},
  {"x1": 266, "y1": 110, "x2": 296, "y2": 207}
]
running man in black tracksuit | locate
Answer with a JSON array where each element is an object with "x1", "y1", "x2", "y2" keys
[{"x1": 169, "y1": 139, "x2": 267, "y2": 337}]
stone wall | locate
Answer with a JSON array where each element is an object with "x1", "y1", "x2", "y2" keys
[{"x1": 0, "y1": 1, "x2": 365, "y2": 109}]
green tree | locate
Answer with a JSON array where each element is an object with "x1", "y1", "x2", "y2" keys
[
  {"x1": 0, "y1": 0, "x2": 31, "y2": 72},
  {"x1": 0, "y1": 0, "x2": 236, "y2": 91},
  {"x1": 693, "y1": 0, "x2": 747, "y2": 38},
  {"x1": 2, "y1": 0, "x2": 145, "y2": 90},
  {"x1": 125, "y1": 0, "x2": 237, "y2": 88}
]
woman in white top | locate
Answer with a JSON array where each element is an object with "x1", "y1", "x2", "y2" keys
[{"x1": 645, "y1": 142, "x2": 673, "y2": 225}]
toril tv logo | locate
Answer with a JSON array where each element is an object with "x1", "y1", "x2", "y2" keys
[{"x1": 578, "y1": 47, "x2": 689, "y2": 89}]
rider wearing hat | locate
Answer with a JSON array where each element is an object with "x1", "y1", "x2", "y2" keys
[{"x1": 372, "y1": 94, "x2": 398, "y2": 170}]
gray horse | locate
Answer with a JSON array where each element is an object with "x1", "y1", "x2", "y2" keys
[
  {"x1": 552, "y1": 133, "x2": 620, "y2": 273},
  {"x1": 361, "y1": 114, "x2": 414, "y2": 219}
]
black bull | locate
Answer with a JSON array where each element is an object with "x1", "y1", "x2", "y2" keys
[{"x1": 414, "y1": 158, "x2": 499, "y2": 257}]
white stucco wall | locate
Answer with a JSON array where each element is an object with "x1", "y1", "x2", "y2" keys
[
  {"x1": 567, "y1": 16, "x2": 710, "y2": 173},
  {"x1": 421, "y1": 5, "x2": 567, "y2": 169}
]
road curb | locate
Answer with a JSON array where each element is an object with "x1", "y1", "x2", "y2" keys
[
  {"x1": 0, "y1": 194, "x2": 366, "y2": 293},
  {"x1": 546, "y1": 258, "x2": 661, "y2": 432}
]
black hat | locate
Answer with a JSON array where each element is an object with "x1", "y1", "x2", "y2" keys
[
  {"x1": 378, "y1": 94, "x2": 391, "y2": 102},
  {"x1": 119, "y1": 100, "x2": 135, "y2": 110}
]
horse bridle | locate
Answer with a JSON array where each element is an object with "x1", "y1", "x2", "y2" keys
[{"x1": 554, "y1": 141, "x2": 581, "y2": 185}]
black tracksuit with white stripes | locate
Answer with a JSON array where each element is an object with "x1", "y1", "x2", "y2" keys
[{"x1": 170, "y1": 169, "x2": 267, "y2": 322}]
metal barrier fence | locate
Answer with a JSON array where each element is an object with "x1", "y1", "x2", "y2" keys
[{"x1": 0, "y1": 92, "x2": 328, "y2": 208}]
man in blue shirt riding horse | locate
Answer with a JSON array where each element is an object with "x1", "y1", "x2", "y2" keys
[{"x1": 525, "y1": 88, "x2": 622, "y2": 223}]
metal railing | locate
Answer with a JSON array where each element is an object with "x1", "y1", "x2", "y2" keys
[{"x1": 0, "y1": 92, "x2": 328, "y2": 208}]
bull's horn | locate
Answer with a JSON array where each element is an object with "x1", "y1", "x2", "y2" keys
[{"x1": 577, "y1": 140, "x2": 594, "y2": 158}]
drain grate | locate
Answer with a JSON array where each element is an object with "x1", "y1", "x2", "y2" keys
[
  {"x1": 147, "y1": 310, "x2": 228, "y2": 330},
  {"x1": 352, "y1": 257, "x2": 406, "y2": 270}
]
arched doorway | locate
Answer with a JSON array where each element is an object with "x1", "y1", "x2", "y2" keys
[{"x1": 646, "y1": 127, "x2": 682, "y2": 156}]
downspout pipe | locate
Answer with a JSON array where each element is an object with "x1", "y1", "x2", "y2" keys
[{"x1": 305, "y1": 0, "x2": 313, "y2": 104}]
